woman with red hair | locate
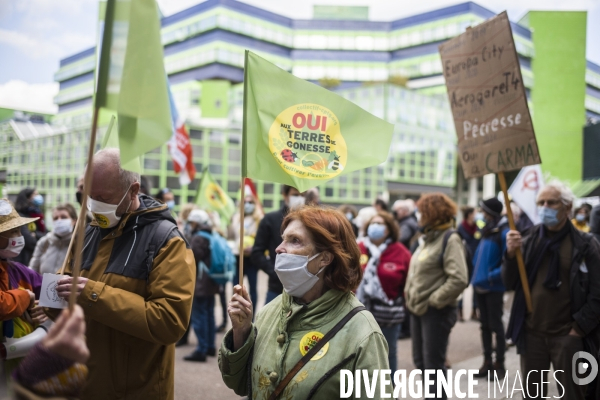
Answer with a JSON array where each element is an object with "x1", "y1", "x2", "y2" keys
[
  {"x1": 404, "y1": 193, "x2": 469, "y2": 399},
  {"x1": 220, "y1": 206, "x2": 390, "y2": 399}
]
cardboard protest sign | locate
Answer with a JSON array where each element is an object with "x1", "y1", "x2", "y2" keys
[{"x1": 439, "y1": 11, "x2": 541, "y2": 179}]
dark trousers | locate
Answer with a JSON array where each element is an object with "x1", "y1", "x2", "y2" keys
[
  {"x1": 380, "y1": 323, "x2": 401, "y2": 375},
  {"x1": 411, "y1": 305, "x2": 457, "y2": 399},
  {"x1": 521, "y1": 331, "x2": 585, "y2": 400},
  {"x1": 233, "y1": 256, "x2": 258, "y2": 307},
  {"x1": 191, "y1": 296, "x2": 216, "y2": 354},
  {"x1": 476, "y1": 291, "x2": 505, "y2": 363},
  {"x1": 217, "y1": 286, "x2": 227, "y2": 328}
]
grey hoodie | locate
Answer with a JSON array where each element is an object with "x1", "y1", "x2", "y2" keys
[{"x1": 30, "y1": 231, "x2": 72, "y2": 274}]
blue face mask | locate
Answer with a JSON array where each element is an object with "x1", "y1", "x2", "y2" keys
[
  {"x1": 244, "y1": 202, "x2": 255, "y2": 215},
  {"x1": 32, "y1": 194, "x2": 44, "y2": 207},
  {"x1": 367, "y1": 223, "x2": 387, "y2": 241},
  {"x1": 576, "y1": 214, "x2": 586, "y2": 222},
  {"x1": 166, "y1": 200, "x2": 175, "y2": 210},
  {"x1": 538, "y1": 206, "x2": 560, "y2": 227}
]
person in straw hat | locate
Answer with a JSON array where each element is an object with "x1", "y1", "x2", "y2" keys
[{"x1": 0, "y1": 198, "x2": 47, "y2": 374}]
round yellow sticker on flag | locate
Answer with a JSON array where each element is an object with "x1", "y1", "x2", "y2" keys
[
  {"x1": 205, "y1": 183, "x2": 228, "y2": 209},
  {"x1": 299, "y1": 331, "x2": 329, "y2": 361},
  {"x1": 269, "y1": 104, "x2": 347, "y2": 180}
]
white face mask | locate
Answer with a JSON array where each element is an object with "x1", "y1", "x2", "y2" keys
[
  {"x1": 0, "y1": 235, "x2": 25, "y2": 259},
  {"x1": 53, "y1": 218, "x2": 73, "y2": 237},
  {"x1": 288, "y1": 195, "x2": 305, "y2": 210},
  {"x1": 274, "y1": 252, "x2": 323, "y2": 298},
  {"x1": 87, "y1": 184, "x2": 133, "y2": 229}
]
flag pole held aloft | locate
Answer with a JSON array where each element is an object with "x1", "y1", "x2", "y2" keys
[{"x1": 67, "y1": 0, "x2": 173, "y2": 309}]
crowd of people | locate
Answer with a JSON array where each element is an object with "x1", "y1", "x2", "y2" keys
[{"x1": 1, "y1": 148, "x2": 600, "y2": 399}]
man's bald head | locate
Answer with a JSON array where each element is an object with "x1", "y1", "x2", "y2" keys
[
  {"x1": 93, "y1": 148, "x2": 140, "y2": 192},
  {"x1": 88, "y1": 148, "x2": 141, "y2": 216}
]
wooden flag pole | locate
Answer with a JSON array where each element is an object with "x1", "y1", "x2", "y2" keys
[
  {"x1": 58, "y1": 115, "x2": 115, "y2": 277},
  {"x1": 238, "y1": 176, "x2": 246, "y2": 287},
  {"x1": 67, "y1": 107, "x2": 100, "y2": 311},
  {"x1": 57, "y1": 233, "x2": 75, "y2": 276},
  {"x1": 498, "y1": 172, "x2": 533, "y2": 313}
]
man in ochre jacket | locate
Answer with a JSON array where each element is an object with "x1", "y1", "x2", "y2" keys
[{"x1": 53, "y1": 149, "x2": 195, "y2": 400}]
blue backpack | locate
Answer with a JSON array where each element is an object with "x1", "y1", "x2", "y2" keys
[{"x1": 196, "y1": 231, "x2": 236, "y2": 285}]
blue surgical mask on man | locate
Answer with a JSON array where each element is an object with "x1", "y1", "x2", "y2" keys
[
  {"x1": 538, "y1": 206, "x2": 560, "y2": 227},
  {"x1": 166, "y1": 200, "x2": 175, "y2": 210}
]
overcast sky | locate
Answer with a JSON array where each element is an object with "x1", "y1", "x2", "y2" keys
[{"x1": 0, "y1": 0, "x2": 598, "y2": 113}]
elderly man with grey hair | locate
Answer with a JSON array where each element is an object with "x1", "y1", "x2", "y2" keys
[
  {"x1": 392, "y1": 199, "x2": 418, "y2": 249},
  {"x1": 503, "y1": 180, "x2": 600, "y2": 399},
  {"x1": 54, "y1": 148, "x2": 195, "y2": 400}
]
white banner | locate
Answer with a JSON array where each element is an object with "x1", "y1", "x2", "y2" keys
[{"x1": 508, "y1": 165, "x2": 544, "y2": 224}]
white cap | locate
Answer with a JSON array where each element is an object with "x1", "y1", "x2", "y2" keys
[{"x1": 187, "y1": 209, "x2": 212, "y2": 227}]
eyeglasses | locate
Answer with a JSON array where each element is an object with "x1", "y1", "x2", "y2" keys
[{"x1": 536, "y1": 199, "x2": 561, "y2": 207}]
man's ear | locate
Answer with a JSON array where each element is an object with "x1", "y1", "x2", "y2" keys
[{"x1": 131, "y1": 182, "x2": 141, "y2": 197}]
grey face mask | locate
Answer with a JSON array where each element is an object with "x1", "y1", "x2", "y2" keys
[{"x1": 274, "y1": 252, "x2": 323, "y2": 298}]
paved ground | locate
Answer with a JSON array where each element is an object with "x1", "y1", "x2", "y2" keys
[{"x1": 173, "y1": 273, "x2": 546, "y2": 400}]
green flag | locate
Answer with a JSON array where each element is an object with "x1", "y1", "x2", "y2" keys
[
  {"x1": 95, "y1": 0, "x2": 171, "y2": 169},
  {"x1": 242, "y1": 51, "x2": 394, "y2": 192},
  {"x1": 195, "y1": 168, "x2": 236, "y2": 225},
  {"x1": 101, "y1": 115, "x2": 142, "y2": 172}
]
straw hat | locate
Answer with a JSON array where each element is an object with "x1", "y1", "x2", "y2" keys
[{"x1": 0, "y1": 199, "x2": 39, "y2": 234}]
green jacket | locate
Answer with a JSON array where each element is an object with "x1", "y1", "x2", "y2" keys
[
  {"x1": 404, "y1": 227, "x2": 469, "y2": 316},
  {"x1": 219, "y1": 289, "x2": 390, "y2": 399}
]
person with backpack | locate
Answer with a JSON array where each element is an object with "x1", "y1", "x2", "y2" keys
[
  {"x1": 356, "y1": 211, "x2": 411, "y2": 376},
  {"x1": 53, "y1": 149, "x2": 195, "y2": 400},
  {"x1": 183, "y1": 209, "x2": 225, "y2": 362},
  {"x1": 404, "y1": 193, "x2": 469, "y2": 400},
  {"x1": 471, "y1": 198, "x2": 509, "y2": 379}
]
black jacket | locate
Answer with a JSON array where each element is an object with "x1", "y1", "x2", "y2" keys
[
  {"x1": 250, "y1": 206, "x2": 288, "y2": 294},
  {"x1": 502, "y1": 222, "x2": 600, "y2": 356},
  {"x1": 590, "y1": 204, "x2": 600, "y2": 244},
  {"x1": 397, "y1": 215, "x2": 418, "y2": 249},
  {"x1": 457, "y1": 222, "x2": 480, "y2": 257}
]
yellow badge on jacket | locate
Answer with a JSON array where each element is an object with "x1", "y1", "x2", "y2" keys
[
  {"x1": 300, "y1": 331, "x2": 329, "y2": 361},
  {"x1": 359, "y1": 254, "x2": 369, "y2": 266}
]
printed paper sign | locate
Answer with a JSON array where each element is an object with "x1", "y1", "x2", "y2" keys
[
  {"x1": 438, "y1": 11, "x2": 541, "y2": 179},
  {"x1": 39, "y1": 273, "x2": 68, "y2": 309}
]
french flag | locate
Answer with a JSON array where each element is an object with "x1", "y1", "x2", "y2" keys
[{"x1": 168, "y1": 86, "x2": 196, "y2": 186}]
